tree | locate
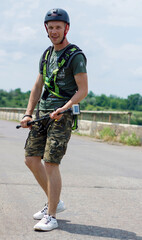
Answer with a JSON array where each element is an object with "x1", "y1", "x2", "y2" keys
[
  {"x1": 127, "y1": 94, "x2": 142, "y2": 110},
  {"x1": 96, "y1": 94, "x2": 110, "y2": 108}
]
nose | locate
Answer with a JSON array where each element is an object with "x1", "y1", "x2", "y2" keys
[{"x1": 52, "y1": 28, "x2": 57, "y2": 34}]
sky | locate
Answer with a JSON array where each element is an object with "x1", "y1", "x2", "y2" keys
[{"x1": 0, "y1": 0, "x2": 142, "y2": 98}]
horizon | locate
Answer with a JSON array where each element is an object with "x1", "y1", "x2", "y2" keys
[{"x1": 0, "y1": 87, "x2": 141, "y2": 100}]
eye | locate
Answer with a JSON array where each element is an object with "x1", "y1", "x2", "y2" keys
[
  {"x1": 48, "y1": 26, "x2": 53, "y2": 30},
  {"x1": 56, "y1": 26, "x2": 61, "y2": 30}
]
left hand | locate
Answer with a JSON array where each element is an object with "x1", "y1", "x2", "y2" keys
[{"x1": 50, "y1": 108, "x2": 64, "y2": 121}]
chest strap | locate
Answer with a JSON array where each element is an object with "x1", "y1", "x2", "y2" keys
[{"x1": 42, "y1": 44, "x2": 86, "y2": 99}]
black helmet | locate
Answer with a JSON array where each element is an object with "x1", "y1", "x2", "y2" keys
[{"x1": 44, "y1": 8, "x2": 70, "y2": 25}]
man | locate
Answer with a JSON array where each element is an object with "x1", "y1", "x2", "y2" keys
[{"x1": 20, "y1": 8, "x2": 88, "y2": 231}]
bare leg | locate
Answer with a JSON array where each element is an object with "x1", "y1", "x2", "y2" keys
[
  {"x1": 44, "y1": 162, "x2": 62, "y2": 217},
  {"x1": 25, "y1": 156, "x2": 48, "y2": 196}
]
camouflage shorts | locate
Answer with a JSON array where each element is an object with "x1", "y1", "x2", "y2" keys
[{"x1": 25, "y1": 111, "x2": 73, "y2": 164}]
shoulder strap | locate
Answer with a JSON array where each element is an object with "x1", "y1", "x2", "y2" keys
[
  {"x1": 42, "y1": 46, "x2": 53, "y2": 82},
  {"x1": 41, "y1": 44, "x2": 86, "y2": 100},
  {"x1": 57, "y1": 44, "x2": 87, "y2": 69}
]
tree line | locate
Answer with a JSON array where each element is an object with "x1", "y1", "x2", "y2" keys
[
  {"x1": 0, "y1": 88, "x2": 30, "y2": 108},
  {"x1": 80, "y1": 91, "x2": 142, "y2": 111},
  {"x1": 0, "y1": 88, "x2": 142, "y2": 111}
]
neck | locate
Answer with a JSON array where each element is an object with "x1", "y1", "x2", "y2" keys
[{"x1": 54, "y1": 39, "x2": 70, "y2": 51}]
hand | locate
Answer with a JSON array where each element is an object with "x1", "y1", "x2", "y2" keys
[
  {"x1": 50, "y1": 108, "x2": 64, "y2": 121},
  {"x1": 20, "y1": 116, "x2": 32, "y2": 129}
]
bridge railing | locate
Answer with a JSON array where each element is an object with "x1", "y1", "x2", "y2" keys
[
  {"x1": 0, "y1": 108, "x2": 36, "y2": 121},
  {"x1": 1, "y1": 107, "x2": 142, "y2": 141},
  {"x1": 0, "y1": 107, "x2": 132, "y2": 124},
  {"x1": 79, "y1": 110, "x2": 132, "y2": 124}
]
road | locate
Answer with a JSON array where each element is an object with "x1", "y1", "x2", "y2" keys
[{"x1": 0, "y1": 119, "x2": 142, "y2": 240}]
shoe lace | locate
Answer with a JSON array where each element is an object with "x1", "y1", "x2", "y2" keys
[
  {"x1": 39, "y1": 214, "x2": 50, "y2": 224},
  {"x1": 44, "y1": 214, "x2": 51, "y2": 224},
  {"x1": 41, "y1": 203, "x2": 48, "y2": 213}
]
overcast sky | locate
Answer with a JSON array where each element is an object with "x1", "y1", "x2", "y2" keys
[{"x1": 0, "y1": 0, "x2": 142, "y2": 98}]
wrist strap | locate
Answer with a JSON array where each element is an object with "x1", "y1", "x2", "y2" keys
[{"x1": 22, "y1": 114, "x2": 32, "y2": 119}]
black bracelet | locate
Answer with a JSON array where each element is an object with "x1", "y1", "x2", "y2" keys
[{"x1": 22, "y1": 114, "x2": 32, "y2": 119}]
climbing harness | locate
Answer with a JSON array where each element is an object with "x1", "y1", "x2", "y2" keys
[
  {"x1": 40, "y1": 44, "x2": 86, "y2": 130},
  {"x1": 41, "y1": 44, "x2": 86, "y2": 100}
]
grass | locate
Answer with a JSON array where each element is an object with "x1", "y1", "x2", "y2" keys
[
  {"x1": 73, "y1": 127, "x2": 141, "y2": 146},
  {"x1": 131, "y1": 111, "x2": 142, "y2": 125},
  {"x1": 120, "y1": 131, "x2": 141, "y2": 146},
  {"x1": 99, "y1": 127, "x2": 116, "y2": 141},
  {"x1": 98, "y1": 127, "x2": 141, "y2": 146}
]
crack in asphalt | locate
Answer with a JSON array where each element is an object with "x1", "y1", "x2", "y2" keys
[{"x1": 0, "y1": 182, "x2": 142, "y2": 190}]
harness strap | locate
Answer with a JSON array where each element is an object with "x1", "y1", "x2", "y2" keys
[
  {"x1": 72, "y1": 115, "x2": 78, "y2": 130},
  {"x1": 42, "y1": 44, "x2": 86, "y2": 100},
  {"x1": 40, "y1": 44, "x2": 85, "y2": 130},
  {"x1": 42, "y1": 46, "x2": 53, "y2": 85}
]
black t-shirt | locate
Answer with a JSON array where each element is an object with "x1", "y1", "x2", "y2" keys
[{"x1": 39, "y1": 45, "x2": 87, "y2": 110}]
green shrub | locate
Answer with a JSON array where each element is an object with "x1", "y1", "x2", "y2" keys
[
  {"x1": 130, "y1": 111, "x2": 142, "y2": 125},
  {"x1": 98, "y1": 128, "x2": 141, "y2": 146},
  {"x1": 120, "y1": 131, "x2": 129, "y2": 143},
  {"x1": 99, "y1": 127, "x2": 116, "y2": 141},
  {"x1": 120, "y1": 132, "x2": 141, "y2": 146}
]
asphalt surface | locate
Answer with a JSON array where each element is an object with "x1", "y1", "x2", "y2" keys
[{"x1": 0, "y1": 119, "x2": 142, "y2": 240}]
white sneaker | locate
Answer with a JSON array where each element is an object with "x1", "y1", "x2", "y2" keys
[
  {"x1": 33, "y1": 200, "x2": 66, "y2": 220},
  {"x1": 34, "y1": 215, "x2": 58, "y2": 231}
]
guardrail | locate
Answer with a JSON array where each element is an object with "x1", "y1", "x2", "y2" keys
[
  {"x1": 0, "y1": 107, "x2": 142, "y2": 141},
  {"x1": 79, "y1": 110, "x2": 132, "y2": 124},
  {"x1": 0, "y1": 108, "x2": 36, "y2": 121},
  {"x1": 0, "y1": 107, "x2": 132, "y2": 124}
]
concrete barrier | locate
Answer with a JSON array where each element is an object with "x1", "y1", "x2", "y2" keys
[
  {"x1": 78, "y1": 120, "x2": 142, "y2": 141},
  {"x1": 0, "y1": 108, "x2": 36, "y2": 121},
  {"x1": 0, "y1": 108, "x2": 142, "y2": 141}
]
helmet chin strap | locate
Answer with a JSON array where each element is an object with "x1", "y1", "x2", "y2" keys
[
  {"x1": 59, "y1": 24, "x2": 68, "y2": 44},
  {"x1": 44, "y1": 23, "x2": 49, "y2": 38}
]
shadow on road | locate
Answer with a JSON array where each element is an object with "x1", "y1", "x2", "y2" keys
[{"x1": 58, "y1": 219, "x2": 142, "y2": 240}]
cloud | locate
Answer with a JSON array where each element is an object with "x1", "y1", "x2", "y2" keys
[
  {"x1": 0, "y1": 50, "x2": 8, "y2": 63},
  {"x1": 79, "y1": 28, "x2": 142, "y2": 62},
  {"x1": 1, "y1": 1, "x2": 41, "y2": 46},
  {"x1": 12, "y1": 52, "x2": 26, "y2": 61},
  {"x1": 0, "y1": 24, "x2": 37, "y2": 43},
  {"x1": 106, "y1": 44, "x2": 142, "y2": 61},
  {"x1": 93, "y1": 37, "x2": 142, "y2": 61},
  {"x1": 132, "y1": 66, "x2": 142, "y2": 77},
  {"x1": 3, "y1": 0, "x2": 40, "y2": 19},
  {"x1": 12, "y1": 25, "x2": 37, "y2": 42},
  {"x1": 0, "y1": 48, "x2": 25, "y2": 63},
  {"x1": 78, "y1": 0, "x2": 142, "y2": 27}
]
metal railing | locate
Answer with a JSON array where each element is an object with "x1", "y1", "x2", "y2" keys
[
  {"x1": 0, "y1": 107, "x2": 132, "y2": 124},
  {"x1": 79, "y1": 110, "x2": 132, "y2": 124}
]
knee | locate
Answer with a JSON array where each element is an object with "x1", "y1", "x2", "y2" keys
[
  {"x1": 44, "y1": 162, "x2": 59, "y2": 176},
  {"x1": 24, "y1": 156, "x2": 41, "y2": 170},
  {"x1": 24, "y1": 157, "x2": 32, "y2": 169}
]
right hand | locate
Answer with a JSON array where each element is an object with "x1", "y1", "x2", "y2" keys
[{"x1": 20, "y1": 116, "x2": 32, "y2": 129}]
